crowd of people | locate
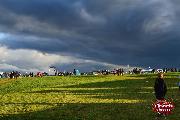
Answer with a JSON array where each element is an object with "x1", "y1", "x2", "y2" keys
[
  {"x1": 1, "y1": 67, "x2": 180, "y2": 79},
  {"x1": 163, "y1": 68, "x2": 179, "y2": 73},
  {"x1": 0, "y1": 71, "x2": 48, "y2": 79},
  {"x1": 85, "y1": 68, "x2": 125, "y2": 76},
  {"x1": 0, "y1": 71, "x2": 20, "y2": 79}
]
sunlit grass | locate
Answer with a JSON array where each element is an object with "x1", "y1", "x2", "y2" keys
[{"x1": 0, "y1": 73, "x2": 179, "y2": 119}]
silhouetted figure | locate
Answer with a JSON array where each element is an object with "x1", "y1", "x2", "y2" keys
[
  {"x1": 14, "y1": 71, "x2": 20, "y2": 79},
  {"x1": 9, "y1": 71, "x2": 15, "y2": 79},
  {"x1": 154, "y1": 73, "x2": 167, "y2": 100},
  {"x1": 120, "y1": 68, "x2": 124, "y2": 76},
  {"x1": 117, "y1": 69, "x2": 120, "y2": 76},
  {"x1": 29, "y1": 72, "x2": 34, "y2": 77},
  {"x1": 73, "y1": 69, "x2": 76, "y2": 75}
]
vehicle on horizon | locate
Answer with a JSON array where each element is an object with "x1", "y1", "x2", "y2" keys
[
  {"x1": 156, "y1": 69, "x2": 163, "y2": 73},
  {"x1": 140, "y1": 69, "x2": 153, "y2": 74}
]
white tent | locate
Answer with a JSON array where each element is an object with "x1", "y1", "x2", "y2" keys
[{"x1": 48, "y1": 67, "x2": 57, "y2": 76}]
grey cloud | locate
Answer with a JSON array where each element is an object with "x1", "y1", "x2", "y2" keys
[{"x1": 0, "y1": 0, "x2": 180, "y2": 69}]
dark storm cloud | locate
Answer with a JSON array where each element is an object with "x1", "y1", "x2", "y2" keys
[{"x1": 0, "y1": 0, "x2": 180, "y2": 68}]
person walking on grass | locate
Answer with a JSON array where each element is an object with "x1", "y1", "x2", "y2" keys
[{"x1": 154, "y1": 72, "x2": 167, "y2": 100}]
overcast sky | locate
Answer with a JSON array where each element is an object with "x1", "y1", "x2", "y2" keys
[{"x1": 0, "y1": 0, "x2": 180, "y2": 72}]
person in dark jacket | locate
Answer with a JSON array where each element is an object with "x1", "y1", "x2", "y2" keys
[{"x1": 154, "y1": 73, "x2": 167, "y2": 100}]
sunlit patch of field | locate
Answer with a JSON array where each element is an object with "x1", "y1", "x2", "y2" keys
[
  {"x1": 0, "y1": 79, "x2": 18, "y2": 85},
  {"x1": 0, "y1": 74, "x2": 179, "y2": 120}
]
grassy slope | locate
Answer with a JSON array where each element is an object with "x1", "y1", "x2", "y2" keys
[{"x1": 0, "y1": 73, "x2": 179, "y2": 120}]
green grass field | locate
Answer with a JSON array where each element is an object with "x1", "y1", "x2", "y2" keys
[{"x1": 0, "y1": 73, "x2": 179, "y2": 120}]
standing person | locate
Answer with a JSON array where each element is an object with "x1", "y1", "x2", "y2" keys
[
  {"x1": 117, "y1": 69, "x2": 120, "y2": 76},
  {"x1": 154, "y1": 73, "x2": 167, "y2": 100},
  {"x1": 73, "y1": 69, "x2": 76, "y2": 75}
]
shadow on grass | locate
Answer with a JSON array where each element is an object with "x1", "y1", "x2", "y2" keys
[
  {"x1": 0, "y1": 102, "x2": 63, "y2": 106},
  {"x1": 0, "y1": 103, "x2": 157, "y2": 120},
  {"x1": 25, "y1": 77, "x2": 179, "y2": 103},
  {"x1": 27, "y1": 89, "x2": 153, "y2": 100},
  {"x1": 1, "y1": 77, "x2": 179, "y2": 120},
  {"x1": 63, "y1": 78, "x2": 155, "y2": 88},
  {"x1": 129, "y1": 74, "x2": 157, "y2": 78},
  {"x1": 27, "y1": 78, "x2": 155, "y2": 100},
  {"x1": 1, "y1": 102, "x2": 178, "y2": 120}
]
